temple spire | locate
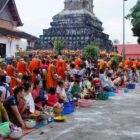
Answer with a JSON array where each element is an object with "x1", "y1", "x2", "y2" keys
[{"x1": 64, "y1": 0, "x2": 94, "y2": 13}]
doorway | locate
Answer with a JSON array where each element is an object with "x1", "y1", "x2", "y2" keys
[{"x1": 0, "y1": 43, "x2": 6, "y2": 58}]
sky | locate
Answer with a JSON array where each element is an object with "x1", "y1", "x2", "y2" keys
[{"x1": 15, "y1": 0, "x2": 138, "y2": 44}]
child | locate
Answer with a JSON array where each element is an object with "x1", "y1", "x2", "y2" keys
[
  {"x1": 70, "y1": 79, "x2": 81, "y2": 98},
  {"x1": 47, "y1": 87, "x2": 58, "y2": 107},
  {"x1": 56, "y1": 81, "x2": 67, "y2": 103},
  {"x1": 32, "y1": 69, "x2": 42, "y2": 84}
]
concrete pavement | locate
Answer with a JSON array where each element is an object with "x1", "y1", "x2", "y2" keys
[{"x1": 22, "y1": 86, "x2": 140, "y2": 140}]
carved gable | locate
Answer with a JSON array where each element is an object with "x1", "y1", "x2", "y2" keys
[{"x1": 0, "y1": 5, "x2": 13, "y2": 22}]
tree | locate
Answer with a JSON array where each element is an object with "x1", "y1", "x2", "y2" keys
[
  {"x1": 110, "y1": 56, "x2": 121, "y2": 70},
  {"x1": 130, "y1": 0, "x2": 140, "y2": 44},
  {"x1": 54, "y1": 40, "x2": 66, "y2": 55},
  {"x1": 84, "y1": 45, "x2": 99, "y2": 60}
]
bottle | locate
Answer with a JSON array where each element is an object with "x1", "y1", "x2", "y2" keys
[{"x1": 48, "y1": 108, "x2": 54, "y2": 124}]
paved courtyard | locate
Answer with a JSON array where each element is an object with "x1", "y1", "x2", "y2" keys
[{"x1": 22, "y1": 86, "x2": 140, "y2": 140}]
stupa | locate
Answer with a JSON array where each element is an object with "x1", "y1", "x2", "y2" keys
[{"x1": 40, "y1": 0, "x2": 112, "y2": 50}]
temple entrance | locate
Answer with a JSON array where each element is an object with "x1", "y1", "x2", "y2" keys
[{"x1": 0, "y1": 43, "x2": 6, "y2": 58}]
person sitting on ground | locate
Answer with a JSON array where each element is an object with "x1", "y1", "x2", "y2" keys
[
  {"x1": 0, "y1": 90, "x2": 12, "y2": 126},
  {"x1": 83, "y1": 77, "x2": 98, "y2": 99},
  {"x1": 70, "y1": 79, "x2": 81, "y2": 99},
  {"x1": 113, "y1": 73, "x2": 124, "y2": 87},
  {"x1": 90, "y1": 67, "x2": 97, "y2": 79},
  {"x1": 56, "y1": 81, "x2": 67, "y2": 103},
  {"x1": 22, "y1": 83, "x2": 35, "y2": 114},
  {"x1": 106, "y1": 73, "x2": 115, "y2": 92},
  {"x1": 0, "y1": 76, "x2": 10, "y2": 103},
  {"x1": 99, "y1": 69, "x2": 113, "y2": 92},
  {"x1": 4, "y1": 86, "x2": 25, "y2": 128},
  {"x1": 47, "y1": 87, "x2": 58, "y2": 107},
  {"x1": 32, "y1": 80, "x2": 46, "y2": 110}
]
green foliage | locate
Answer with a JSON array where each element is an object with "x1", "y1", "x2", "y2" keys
[
  {"x1": 54, "y1": 40, "x2": 65, "y2": 55},
  {"x1": 84, "y1": 45, "x2": 99, "y2": 60},
  {"x1": 130, "y1": 1, "x2": 140, "y2": 44},
  {"x1": 111, "y1": 56, "x2": 120, "y2": 70}
]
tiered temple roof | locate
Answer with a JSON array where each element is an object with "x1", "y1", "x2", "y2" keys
[{"x1": 0, "y1": 0, "x2": 23, "y2": 26}]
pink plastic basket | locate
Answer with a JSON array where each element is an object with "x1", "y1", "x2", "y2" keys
[
  {"x1": 78, "y1": 99, "x2": 93, "y2": 107},
  {"x1": 117, "y1": 89, "x2": 124, "y2": 94}
]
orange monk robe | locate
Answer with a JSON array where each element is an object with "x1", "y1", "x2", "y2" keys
[
  {"x1": 124, "y1": 65, "x2": 129, "y2": 69},
  {"x1": 118, "y1": 62, "x2": 123, "y2": 68},
  {"x1": 46, "y1": 64, "x2": 57, "y2": 89},
  {"x1": 133, "y1": 60, "x2": 137, "y2": 67},
  {"x1": 99, "y1": 60, "x2": 105, "y2": 70},
  {"x1": 29, "y1": 58, "x2": 41, "y2": 72},
  {"x1": 17, "y1": 61, "x2": 28, "y2": 75},
  {"x1": 107, "y1": 61, "x2": 112, "y2": 68},
  {"x1": 132, "y1": 60, "x2": 137, "y2": 71},
  {"x1": 137, "y1": 61, "x2": 140, "y2": 67},
  {"x1": 56, "y1": 59, "x2": 65, "y2": 81},
  {"x1": 7, "y1": 65, "x2": 17, "y2": 95},
  {"x1": 64, "y1": 61, "x2": 68, "y2": 71},
  {"x1": 32, "y1": 73, "x2": 37, "y2": 84},
  {"x1": 124, "y1": 59, "x2": 129, "y2": 66},
  {"x1": 75, "y1": 58, "x2": 81, "y2": 70}
]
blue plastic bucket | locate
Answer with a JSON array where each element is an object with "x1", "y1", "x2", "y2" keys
[
  {"x1": 108, "y1": 92, "x2": 115, "y2": 97},
  {"x1": 61, "y1": 101, "x2": 75, "y2": 116},
  {"x1": 128, "y1": 84, "x2": 135, "y2": 89},
  {"x1": 124, "y1": 88, "x2": 129, "y2": 93}
]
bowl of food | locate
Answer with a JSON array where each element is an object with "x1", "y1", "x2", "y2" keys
[
  {"x1": 25, "y1": 119, "x2": 36, "y2": 129},
  {"x1": 9, "y1": 127, "x2": 23, "y2": 139},
  {"x1": 54, "y1": 116, "x2": 67, "y2": 122},
  {"x1": 78, "y1": 99, "x2": 93, "y2": 107}
]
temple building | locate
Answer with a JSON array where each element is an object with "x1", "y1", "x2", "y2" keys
[
  {"x1": 40, "y1": 0, "x2": 112, "y2": 50},
  {"x1": 0, "y1": 0, "x2": 37, "y2": 58}
]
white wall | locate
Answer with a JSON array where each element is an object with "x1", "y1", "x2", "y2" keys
[{"x1": 0, "y1": 36, "x2": 28, "y2": 57}]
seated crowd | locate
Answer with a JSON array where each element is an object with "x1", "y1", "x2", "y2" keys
[{"x1": 0, "y1": 54, "x2": 139, "y2": 138}]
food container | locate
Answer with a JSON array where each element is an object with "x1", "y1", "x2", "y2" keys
[
  {"x1": 53, "y1": 107, "x2": 63, "y2": 116},
  {"x1": 127, "y1": 84, "x2": 135, "y2": 89},
  {"x1": 108, "y1": 92, "x2": 115, "y2": 96},
  {"x1": 117, "y1": 89, "x2": 124, "y2": 94},
  {"x1": 61, "y1": 101, "x2": 75, "y2": 116},
  {"x1": 25, "y1": 119, "x2": 36, "y2": 129},
  {"x1": 9, "y1": 127, "x2": 23, "y2": 139},
  {"x1": 78, "y1": 99, "x2": 93, "y2": 107}
]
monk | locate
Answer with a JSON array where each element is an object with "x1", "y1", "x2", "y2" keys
[
  {"x1": 17, "y1": 58, "x2": 31, "y2": 76},
  {"x1": 29, "y1": 56, "x2": 41, "y2": 72},
  {"x1": 75, "y1": 56, "x2": 82, "y2": 70},
  {"x1": 98, "y1": 59, "x2": 105, "y2": 70},
  {"x1": 7, "y1": 60, "x2": 18, "y2": 94},
  {"x1": 46, "y1": 60, "x2": 57, "y2": 90},
  {"x1": 56, "y1": 55, "x2": 65, "y2": 81}
]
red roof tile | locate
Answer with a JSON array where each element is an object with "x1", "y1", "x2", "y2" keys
[{"x1": 116, "y1": 44, "x2": 140, "y2": 55}]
